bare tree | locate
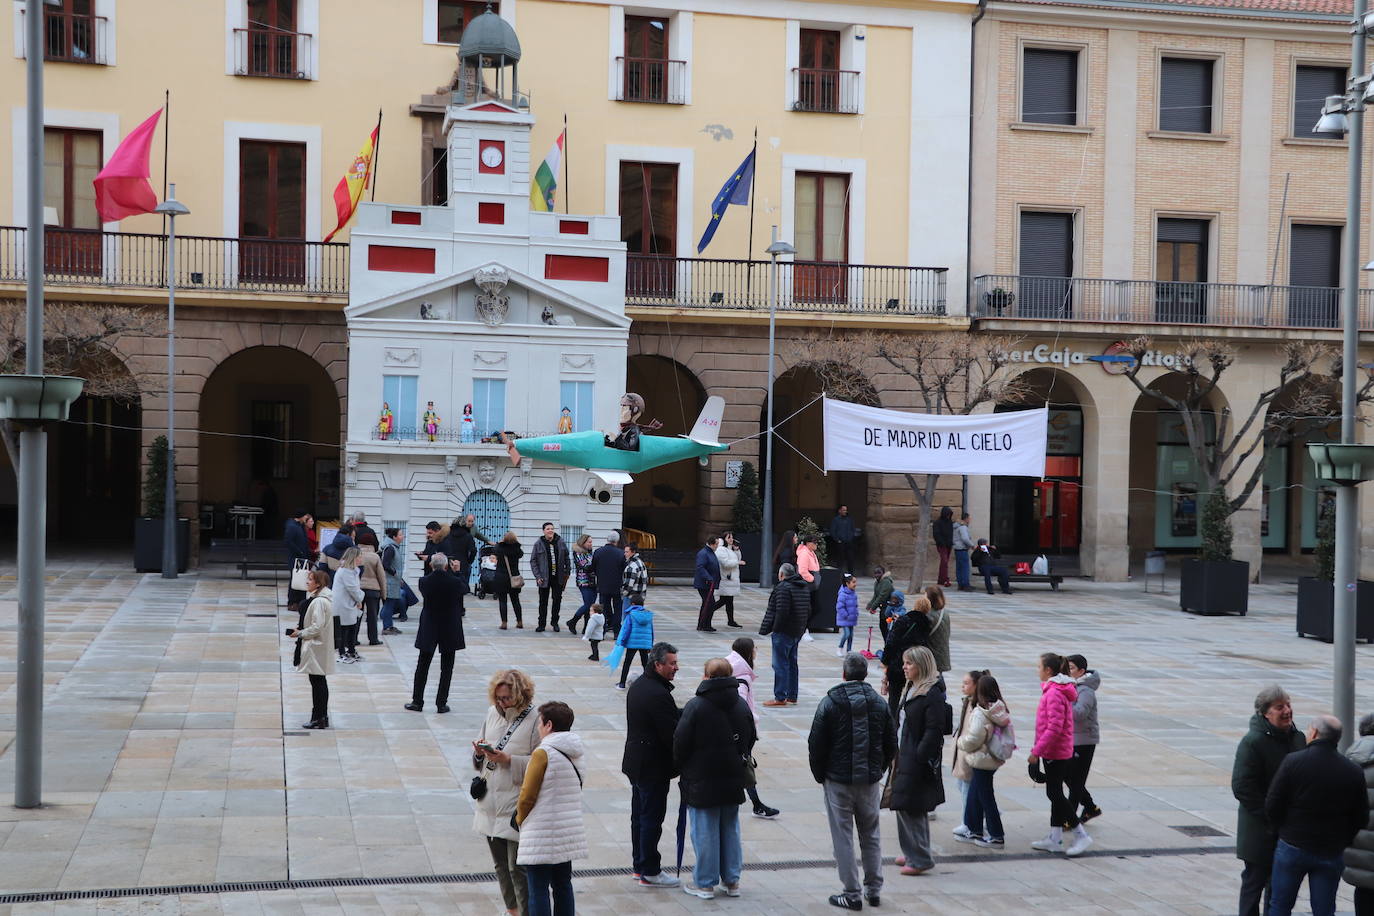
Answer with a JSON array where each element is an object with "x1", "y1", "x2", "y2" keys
[
  {"x1": 1122, "y1": 337, "x2": 1365, "y2": 543},
  {"x1": 0, "y1": 299, "x2": 160, "y2": 473},
  {"x1": 785, "y1": 330, "x2": 1031, "y2": 590}
]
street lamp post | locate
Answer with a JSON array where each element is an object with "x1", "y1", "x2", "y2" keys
[
  {"x1": 759, "y1": 229, "x2": 795, "y2": 589},
  {"x1": 154, "y1": 187, "x2": 189, "y2": 579}
]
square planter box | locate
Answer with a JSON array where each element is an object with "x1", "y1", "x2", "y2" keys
[
  {"x1": 1296, "y1": 577, "x2": 1374, "y2": 643},
  {"x1": 807, "y1": 566, "x2": 843, "y2": 633},
  {"x1": 134, "y1": 517, "x2": 190, "y2": 573},
  {"x1": 733, "y1": 532, "x2": 762, "y2": 584},
  {"x1": 1180, "y1": 558, "x2": 1249, "y2": 616}
]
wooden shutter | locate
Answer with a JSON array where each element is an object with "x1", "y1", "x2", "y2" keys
[
  {"x1": 1022, "y1": 49, "x2": 1077, "y2": 125},
  {"x1": 1294, "y1": 65, "x2": 1347, "y2": 139},
  {"x1": 1159, "y1": 57, "x2": 1214, "y2": 133}
]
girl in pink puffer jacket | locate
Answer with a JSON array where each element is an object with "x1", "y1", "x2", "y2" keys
[{"x1": 1028, "y1": 652, "x2": 1092, "y2": 856}]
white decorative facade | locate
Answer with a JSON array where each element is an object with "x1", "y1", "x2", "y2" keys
[{"x1": 343, "y1": 94, "x2": 629, "y2": 583}]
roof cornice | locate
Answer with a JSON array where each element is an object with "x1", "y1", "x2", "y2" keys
[{"x1": 987, "y1": 0, "x2": 1354, "y2": 38}]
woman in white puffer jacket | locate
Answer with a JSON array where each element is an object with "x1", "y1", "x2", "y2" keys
[{"x1": 956, "y1": 673, "x2": 1012, "y2": 848}]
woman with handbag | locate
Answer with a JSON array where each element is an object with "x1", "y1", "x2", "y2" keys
[
  {"x1": 715, "y1": 532, "x2": 744, "y2": 628},
  {"x1": 565, "y1": 534, "x2": 597, "y2": 634},
  {"x1": 888, "y1": 646, "x2": 947, "y2": 876},
  {"x1": 956, "y1": 673, "x2": 1011, "y2": 848},
  {"x1": 495, "y1": 532, "x2": 526, "y2": 630},
  {"x1": 285, "y1": 569, "x2": 334, "y2": 729},
  {"x1": 355, "y1": 530, "x2": 388, "y2": 646},
  {"x1": 380, "y1": 528, "x2": 406, "y2": 635},
  {"x1": 472, "y1": 669, "x2": 540, "y2": 916}
]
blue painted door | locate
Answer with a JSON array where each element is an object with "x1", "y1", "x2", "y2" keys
[{"x1": 462, "y1": 488, "x2": 510, "y2": 586}]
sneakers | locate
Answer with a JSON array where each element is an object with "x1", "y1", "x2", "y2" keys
[
  {"x1": 752, "y1": 804, "x2": 780, "y2": 819},
  {"x1": 835, "y1": 648, "x2": 845, "y2": 657},
  {"x1": 682, "y1": 883, "x2": 715, "y2": 899},
  {"x1": 973, "y1": 836, "x2": 1005, "y2": 848},
  {"x1": 637, "y1": 872, "x2": 680, "y2": 888},
  {"x1": 1065, "y1": 833, "x2": 1094, "y2": 857},
  {"x1": 954, "y1": 832, "x2": 982, "y2": 844},
  {"x1": 899, "y1": 865, "x2": 931, "y2": 876},
  {"x1": 723, "y1": 884, "x2": 740, "y2": 898},
  {"x1": 951, "y1": 824, "x2": 973, "y2": 838},
  {"x1": 726, "y1": 620, "x2": 743, "y2": 628},
  {"x1": 828, "y1": 894, "x2": 862, "y2": 911},
  {"x1": 894, "y1": 856, "x2": 905, "y2": 867},
  {"x1": 1030, "y1": 835, "x2": 1063, "y2": 852},
  {"x1": 1080, "y1": 804, "x2": 1103, "y2": 823},
  {"x1": 616, "y1": 683, "x2": 627, "y2": 690},
  {"x1": 762, "y1": 699, "x2": 788, "y2": 707}
]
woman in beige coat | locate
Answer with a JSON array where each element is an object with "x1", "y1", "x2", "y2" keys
[
  {"x1": 286, "y1": 569, "x2": 335, "y2": 729},
  {"x1": 355, "y1": 531, "x2": 389, "y2": 646},
  {"x1": 472, "y1": 669, "x2": 540, "y2": 916}
]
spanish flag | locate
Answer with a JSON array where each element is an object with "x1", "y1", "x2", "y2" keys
[{"x1": 324, "y1": 119, "x2": 380, "y2": 242}]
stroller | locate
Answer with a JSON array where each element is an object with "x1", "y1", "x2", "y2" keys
[{"x1": 473, "y1": 545, "x2": 498, "y2": 599}]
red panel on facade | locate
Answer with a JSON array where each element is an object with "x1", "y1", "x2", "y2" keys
[
  {"x1": 368, "y1": 245, "x2": 436, "y2": 273},
  {"x1": 559, "y1": 219, "x2": 590, "y2": 235},
  {"x1": 545, "y1": 254, "x2": 609, "y2": 282},
  {"x1": 469, "y1": 103, "x2": 513, "y2": 113},
  {"x1": 478, "y1": 140, "x2": 506, "y2": 174},
  {"x1": 390, "y1": 210, "x2": 422, "y2": 225},
  {"x1": 478, "y1": 202, "x2": 506, "y2": 224}
]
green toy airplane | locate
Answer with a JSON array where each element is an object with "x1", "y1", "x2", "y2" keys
[{"x1": 504, "y1": 395, "x2": 728, "y2": 486}]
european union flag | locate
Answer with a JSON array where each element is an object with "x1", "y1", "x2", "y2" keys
[{"x1": 696, "y1": 148, "x2": 756, "y2": 254}]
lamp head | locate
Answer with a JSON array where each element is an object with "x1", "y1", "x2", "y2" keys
[
  {"x1": 1315, "y1": 94, "x2": 1350, "y2": 135},
  {"x1": 765, "y1": 240, "x2": 796, "y2": 257}
]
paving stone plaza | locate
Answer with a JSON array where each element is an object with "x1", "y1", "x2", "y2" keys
[{"x1": 0, "y1": 558, "x2": 1369, "y2": 914}]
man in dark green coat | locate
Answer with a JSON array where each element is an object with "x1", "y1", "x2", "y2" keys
[{"x1": 1231, "y1": 685, "x2": 1306, "y2": 916}]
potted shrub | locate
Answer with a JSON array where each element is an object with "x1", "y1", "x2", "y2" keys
[
  {"x1": 134, "y1": 436, "x2": 190, "y2": 573},
  {"x1": 984, "y1": 287, "x2": 1015, "y2": 315},
  {"x1": 1179, "y1": 489, "x2": 1249, "y2": 616},
  {"x1": 731, "y1": 461, "x2": 762, "y2": 583},
  {"x1": 1296, "y1": 503, "x2": 1374, "y2": 642}
]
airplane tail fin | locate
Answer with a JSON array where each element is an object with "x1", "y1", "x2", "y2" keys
[{"x1": 685, "y1": 395, "x2": 725, "y2": 446}]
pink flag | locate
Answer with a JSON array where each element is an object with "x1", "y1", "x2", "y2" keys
[{"x1": 94, "y1": 109, "x2": 162, "y2": 223}]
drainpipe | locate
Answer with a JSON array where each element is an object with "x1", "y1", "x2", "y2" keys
[{"x1": 965, "y1": 0, "x2": 988, "y2": 319}]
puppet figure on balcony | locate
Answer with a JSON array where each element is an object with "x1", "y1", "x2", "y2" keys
[
  {"x1": 461, "y1": 403, "x2": 476, "y2": 443},
  {"x1": 423, "y1": 402, "x2": 441, "y2": 442},
  {"x1": 377, "y1": 403, "x2": 394, "y2": 441},
  {"x1": 557, "y1": 406, "x2": 574, "y2": 435}
]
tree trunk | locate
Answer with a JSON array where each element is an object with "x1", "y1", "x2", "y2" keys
[{"x1": 905, "y1": 473, "x2": 939, "y2": 591}]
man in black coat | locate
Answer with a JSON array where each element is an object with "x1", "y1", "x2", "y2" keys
[
  {"x1": 405, "y1": 554, "x2": 466, "y2": 714},
  {"x1": 530, "y1": 522, "x2": 571, "y2": 632},
  {"x1": 1232, "y1": 685, "x2": 1306, "y2": 916},
  {"x1": 759, "y1": 564, "x2": 811, "y2": 707},
  {"x1": 621, "y1": 642, "x2": 681, "y2": 888},
  {"x1": 593, "y1": 531, "x2": 627, "y2": 635},
  {"x1": 828, "y1": 505, "x2": 857, "y2": 576},
  {"x1": 1265, "y1": 715, "x2": 1369, "y2": 916},
  {"x1": 442, "y1": 519, "x2": 477, "y2": 585},
  {"x1": 284, "y1": 509, "x2": 313, "y2": 612},
  {"x1": 809, "y1": 652, "x2": 897, "y2": 910}
]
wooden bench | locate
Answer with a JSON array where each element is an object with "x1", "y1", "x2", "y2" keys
[
  {"x1": 641, "y1": 548, "x2": 698, "y2": 584},
  {"x1": 204, "y1": 539, "x2": 285, "y2": 580},
  {"x1": 1006, "y1": 573, "x2": 1064, "y2": 591}
]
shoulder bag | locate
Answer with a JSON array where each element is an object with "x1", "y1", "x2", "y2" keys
[
  {"x1": 470, "y1": 704, "x2": 534, "y2": 800},
  {"x1": 504, "y1": 554, "x2": 525, "y2": 591},
  {"x1": 290, "y1": 559, "x2": 311, "y2": 592}
]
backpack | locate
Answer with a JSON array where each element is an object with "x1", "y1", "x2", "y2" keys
[{"x1": 987, "y1": 720, "x2": 1017, "y2": 762}]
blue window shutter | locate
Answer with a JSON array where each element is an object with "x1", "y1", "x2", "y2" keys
[
  {"x1": 474, "y1": 379, "x2": 506, "y2": 437},
  {"x1": 383, "y1": 376, "x2": 418, "y2": 439},
  {"x1": 400, "y1": 377, "x2": 418, "y2": 439},
  {"x1": 559, "y1": 381, "x2": 594, "y2": 432}
]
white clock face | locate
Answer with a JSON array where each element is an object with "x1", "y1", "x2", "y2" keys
[{"x1": 481, "y1": 145, "x2": 503, "y2": 168}]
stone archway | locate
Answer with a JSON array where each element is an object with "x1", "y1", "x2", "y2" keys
[
  {"x1": 623, "y1": 354, "x2": 707, "y2": 548},
  {"x1": 197, "y1": 345, "x2": 341, "y2": 538}
]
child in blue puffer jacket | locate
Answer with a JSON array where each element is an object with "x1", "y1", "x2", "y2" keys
[
  {"x1": 607, "y1": 603, "x2": 655, "y2": 689},
  {"x1": 835, "y1": 574, "x2": 859, "y2": 656}
]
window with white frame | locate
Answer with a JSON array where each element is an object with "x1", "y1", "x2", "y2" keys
[
  {"x1": 382, "y1": 375, "x2": 418, "y2": 440},
  {"x1": 473, "y1": 378, "x2": 506, "y2": 438},
  {"x1": 15, "y1": 0, "x2": 116, "y2": 65},
  {"x1": 608, "y1": 7, "x2": 692, "y2": 105},
  {"x1": 785, "y1": 22, "x2": 865, "y2": 115},
  {"x1": 559, "y1": 381, "x2": 594, "y2": 433},
  {"x1": 228, "y1": 0, "x2": 318, "y2": 80}
]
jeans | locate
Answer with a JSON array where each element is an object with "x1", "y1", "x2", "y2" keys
[
  {"x1": 412, "y1": 648, "x2": 455, "y2": 707},
  {"x1": 838, "y1": 626, "x2": 854, "y2": 652},
  {"x1": 963, "y1": 767, "x2": 1004, "y2": 840},
  {"x1": 380, "y1": 597, "x2": 402, "y2": 631},
  {"x1": 362, "y1": 589, "x2": 381, "y2": 642},
  {"x1": 935, "y1": 545, "x2": 951, "y2": 585},
  {"x1": 954, "y1": 549, "x2": 971, "y2": 588},
  {"x1": 1266, "y1": 839, "x2": 1344, "y2": 916},
  {"x1": 525, "y1": 861, "x2": 574, "y2": 916},
  {"x1": 537, "y1": 582, "x2": 565, "y2": 629},
  {"x1": 895, "y1": 810, "x2": 933, "y2": 870},
  {"x1": 485, "y1": 835, "x2": 527, "y2": 914},
  {"x1": 567, "y1": 585, "x2": 598, "y2": 631},
  {"x1": 823, "y1": 780, "x2": 883, "y2": 901},
  {"x1": 307, "y1": 674, "x2": 328, "y2": 722},
  {"x1": 981, "y1": 565, "x2": 1012, "y2": 594},
  {"x1": 630, "y1": 780, "x2": 670, "y2": 877},
  {"x1": 770, "y1": 632, "x2": 800, "y2": 702},
  {"x1": 1042, "y1": 758, "x2": 1077, "y2": 827},
  {"x1": 688, "y1": 805, "x2": 743, "y2": 889},
  {"x1": 1240, "y1": 858, "x2": 1273, "y2": 916}
]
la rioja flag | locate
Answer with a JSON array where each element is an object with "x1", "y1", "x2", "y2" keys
[{"x1": 93, "y1": 109, "x2": 162, "y2": 223}]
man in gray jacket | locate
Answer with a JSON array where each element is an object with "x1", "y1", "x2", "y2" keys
[
  {"x1": 530, "y1": 522, "x2": 570, "y2": 633},
  {"x1": 808, "y1": 653, "x2": 898, "y2": 911},
  {"x1": 952, "y1": 513, "x2": 976, "y2": 592}
]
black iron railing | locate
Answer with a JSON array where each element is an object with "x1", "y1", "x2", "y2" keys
[
  {"x1": 0, "y1": 227, "x2": 348, "y2": 296},
  {"x1": 972, "y1": 274, "x2": 1373, "y2": 329},
  {"x1": 792, "y1": 67, "x2": 861, "y2": 114},
  {"x1": 25, "y1": 8, "x2": 108, "y2": 64},
  {"x1": 233, "y1": 27, "x2": 312, "y2": 79},
  {"x1": 626, "y1": 256, "x2": 947, "y2": 315},
  {"x1": 617, "y1": 57, "x2": 688, "y2": 104}
]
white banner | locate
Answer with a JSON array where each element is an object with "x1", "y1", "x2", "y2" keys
[{"x1": 822, "y1": 398, "x2": 1048, "y2": 477}]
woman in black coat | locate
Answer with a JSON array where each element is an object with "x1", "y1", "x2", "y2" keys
[
  {"x1": 406, "y1": 558, "x2": 466, "y2": 713},
  {"x1": 772, "y1": 530, "x2": 797, "y2": 574},
  {"x1": 889, "y1": 645, "x2": 946, "y2": 876},
  {"x1": 932, "y1": 506, "x2": 954, "y2": 588},
  {"x1": 494, "y1": 531, "x2": 525, "y2": 629},
  {"x1": 673, "y1": 658, "x2": 757, "y2": 897}
]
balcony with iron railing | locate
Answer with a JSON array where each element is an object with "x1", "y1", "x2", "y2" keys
[
  {"x1": 233, "y1": 26, "x2": 313, "y2": 79},
  {"x1": 791, "y1": 67, "x2": 861, "y2": 114},
  {"x1": 626, "y1": 255, "x2": 947, "y2": 315},
  {"x1": 0, "y1": 227, "x2": 348, "y2": 298},
  {"x1": 616, "y1": 56, "x2": 688, "y2": 104},
  {"x1": 20, "y1": 7, "x2": 108, "y2": 64},
  {"x1": 972, "y1": 274, "x2": 1374, "y2": 330}
]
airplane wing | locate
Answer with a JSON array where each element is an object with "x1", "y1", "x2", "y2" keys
[{"x1": 591, "y1": 470, "x2": 634, "y2": 487}]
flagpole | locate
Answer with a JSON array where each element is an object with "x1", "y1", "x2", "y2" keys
[
  {"x1": 370, "y1": 108, "x2": 382, "y2": 202},
  {"x1": 746, "y1": 128, "x2": 759, "y2": 304},
  {"x1": 161, "y1": 89, "x2": 169, "y2": 235},
  {"x1": 562, "y1": 114, "x2": 569, "y2": 214}
]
